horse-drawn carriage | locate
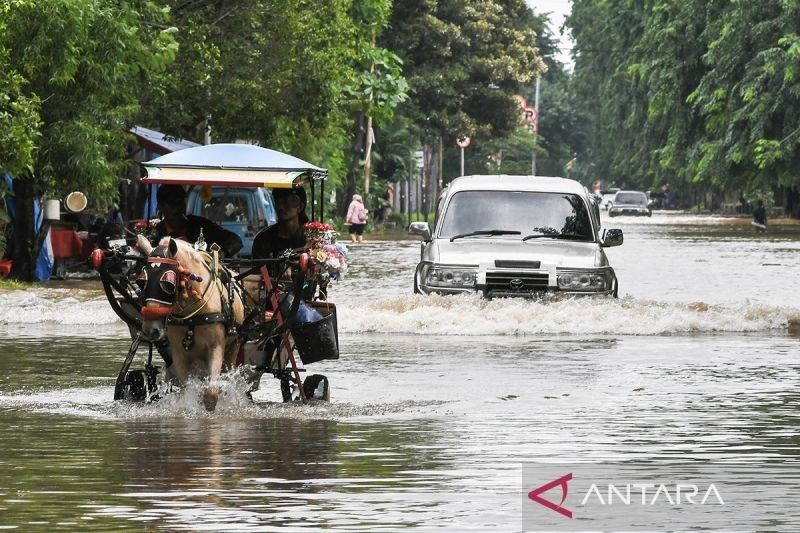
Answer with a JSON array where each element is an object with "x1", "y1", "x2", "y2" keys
[{"x1": 91, "y1": 144, "x2": 342, "y2": 409}]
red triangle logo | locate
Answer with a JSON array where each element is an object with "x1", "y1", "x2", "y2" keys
[{"x1": 528, "y1": 472, "x2": 573, "y2": 519}]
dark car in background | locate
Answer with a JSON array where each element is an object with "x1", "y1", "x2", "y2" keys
[
  {"x1": 186, "y1": 186, "x2": 277, "y2": 256},
  {"x1": 608, "y1": 190, "x2": 651, "y2": 217}
]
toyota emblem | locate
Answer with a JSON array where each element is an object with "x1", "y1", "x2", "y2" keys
[{"x1": 509, "y1": 278, "x2": 524, "y2": 290}]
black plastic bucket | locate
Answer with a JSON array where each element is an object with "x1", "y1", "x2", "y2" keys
[{"x1": 291, "y1": 302, "x2": 339, "y2": 364}]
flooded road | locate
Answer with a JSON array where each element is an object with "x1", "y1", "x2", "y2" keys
[{"x1": 1, "y1": 213, "x2": 799, "y2": 530}]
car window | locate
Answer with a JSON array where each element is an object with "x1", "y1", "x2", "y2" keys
[
  {"x1": 614, "y1": 192, "x2": 647, "y2": 205},
  {"x1": 199, "y1": 190, "x2": 254, "y2": 225},
  {"x1": 439, "y1": 191, "x2": 594, "y2": 240}
]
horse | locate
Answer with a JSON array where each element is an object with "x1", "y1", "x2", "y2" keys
[{"x1": 136, "y1": 235, "x2": 245, "y2": 411}]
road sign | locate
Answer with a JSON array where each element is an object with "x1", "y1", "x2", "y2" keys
[
  {"x1": 456, "y1": 136, "x2": 471, "y2": 148},
  {"x1": 523, "y1": 106, "x2": 538, "y2": 124}
]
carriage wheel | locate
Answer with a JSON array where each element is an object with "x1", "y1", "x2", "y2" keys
[
  {"x1": 303, "y1": 374, "x2": 330, "y2": 402},
  {"x1": 280, "y1": 377, "x2": 292, "y2": 403}
]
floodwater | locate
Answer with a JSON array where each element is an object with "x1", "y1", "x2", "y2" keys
[{"x1": 1, "y1": 213, "x2": 799, "y2": 530}]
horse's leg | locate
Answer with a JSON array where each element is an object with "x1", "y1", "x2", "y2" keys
[
  {"x1": 166, "y1": 329, "x2": 190, "y2": 385},
  {"x1": 203, "y1": 329, "x2": 226, "y2": 411},
  {"x1": 224, "y1": 339, "x2": 240, "y2": 371}
]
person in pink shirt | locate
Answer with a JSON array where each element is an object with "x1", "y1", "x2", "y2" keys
[{"x1": 345, "y1": 194, "x2": 368, "y2": 243}]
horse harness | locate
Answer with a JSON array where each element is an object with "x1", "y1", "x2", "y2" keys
[{"x1": 140, "y1": 245, "x2": 242, "y2": 351}]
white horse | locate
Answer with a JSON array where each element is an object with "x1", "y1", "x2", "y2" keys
[{"x1": 137, "y1": 235, "x2": 244, "y2": 410}]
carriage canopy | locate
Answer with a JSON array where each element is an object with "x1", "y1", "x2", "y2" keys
[{"x1": 141, "y1": 143, "x2": 327, "y2": 188}]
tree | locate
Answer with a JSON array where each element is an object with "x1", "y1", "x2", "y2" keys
[
  {"x1": 383, "y1": 0, "x2": 545, "y2": 210},
  {"x1": 1, "y1": 0, "x2": 177, "y2": 280},
  {"x1": 688, "y1": 1, "x2": 800, "y2": 194},
  {"x1": 448, "y1": 8, "x2": 587, "y2": 180},
  {"x1": 0, "y1": 7, "x2": 41, "y2": 256},
  {"x1": 340, "y1": 0, "x2": 409, "y2": 213},
  {"x1": 139, "y1": 0, "x2": 364, "y2": 193},
  {"x1": 567, "y1": 0, "x2": 800, "y2": 213}
]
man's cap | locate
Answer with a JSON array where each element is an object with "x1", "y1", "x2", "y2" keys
[
  {"x1": 157, "y1": 184, "x2": 187, "y2": 205},
  {"x1": 272, "y1": 187, "x2": 306, "y2": 207}
]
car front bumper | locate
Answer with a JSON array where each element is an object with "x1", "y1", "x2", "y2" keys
[{"x1": 417, "y1": 265, "x2": 618, "y2": 298}]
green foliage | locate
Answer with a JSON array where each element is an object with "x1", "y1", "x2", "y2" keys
[
  {"x1": 141, "y1": 0, "x2": 359, "y2": 180},
  {"x1": 344, "y1": 1, "x2": 410, "y2": 124},
  {"x1": 383, "y1": 0, "x2": 545, "y2": 141},
  {"x1": 1, "y1": 0, "x2": 177, "y2": 203},
  {"x1": 0, "y1": 278, "x2": 38, "y2": 291},
  {"x1": 0, "y1": 4, "x2": 41, "y2": 178},
  {"x1": 371, "y1": 116, "x2": 419, "y2": 183},
  {"x1": 568, "y1": 0, "x2": 800, "y2": 197}
]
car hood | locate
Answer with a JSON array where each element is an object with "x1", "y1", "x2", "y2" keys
[{"x1": 426, "y1": 238, "x2": 605, "y2": 268}]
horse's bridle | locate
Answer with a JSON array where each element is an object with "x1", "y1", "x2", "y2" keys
[
  {"x1": 138, "y1": 247, "x2": 209, "y2": 321},
  {"x1": 138, "y1": 245, "x2": 241, "y2": 351}
]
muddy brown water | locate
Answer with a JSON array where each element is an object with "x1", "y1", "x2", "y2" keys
[{"x1": 1, "y1": 213, "x2": 799, "y2": 530}]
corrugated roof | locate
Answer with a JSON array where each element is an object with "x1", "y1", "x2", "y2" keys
[{"x1": 129, "y1": 125, "x2": 201, "y2": 155}]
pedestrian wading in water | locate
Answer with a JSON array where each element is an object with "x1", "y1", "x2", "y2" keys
[{"x1": 346, "y1": 194, "x2": 368, "y2": 244}]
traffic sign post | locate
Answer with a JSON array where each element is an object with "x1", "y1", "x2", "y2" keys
[{"x1": 456, "y1": 136, "x2": 471, "y2": 176}]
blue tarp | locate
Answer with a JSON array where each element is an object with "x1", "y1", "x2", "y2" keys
[{"x1": 3, "y1": 173, "x2": 48, "y2": 279}]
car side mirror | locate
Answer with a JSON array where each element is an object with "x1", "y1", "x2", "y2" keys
[
  {"x1": 602, "y1": 228, "x2": 623, "y2": 247},
  {"x1": 408, "y1": 221, "x2": 431, "y2": 241}
]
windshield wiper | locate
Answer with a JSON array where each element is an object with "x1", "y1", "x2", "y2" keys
[
  {"x1": 450, "y1": 229, "x2": 521, "y2": 242},
  {"x1": 522, "y1": 232, "x2": 589, "y2": 242}
]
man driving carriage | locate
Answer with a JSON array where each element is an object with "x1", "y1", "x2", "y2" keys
[{"x1": 154, "y1": 184, "x2": 243, "y2": 257}]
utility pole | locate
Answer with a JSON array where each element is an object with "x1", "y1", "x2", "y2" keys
[
  {"x1": 531, "y1": 77, "x2": 540, "y2": 175},
  {"x1": 407, "y1": 149, "x2": 413, "y2": 228}
]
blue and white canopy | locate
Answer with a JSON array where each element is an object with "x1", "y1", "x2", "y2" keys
[{"x1": 141, "y1": 143, "x2": 327, "y2": 188}]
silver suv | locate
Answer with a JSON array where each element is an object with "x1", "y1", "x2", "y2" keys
[{"x1": 408, "y1": 175, "x2": 623, "y2": 298}]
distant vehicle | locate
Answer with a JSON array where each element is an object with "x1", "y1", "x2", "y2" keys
[
  {"x1": 408, "y1": 175, "x2": 622, "y2": 298},
  {"x1": 186, "y1": 186, "x2": 277, "y2": 256},
  {"x1": 608, "y1": 190, "x2": 651, "y2": 217},
  {"x1": 599, "y1": 192, "x2": 616, "y2": 211}
]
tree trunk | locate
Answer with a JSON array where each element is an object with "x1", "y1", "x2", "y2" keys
[
  {"x1": 341, "y1": 111, "x2": 366, "y2": 217},
  {"x1": 11, "y1": 177, "x2": 35, "y2": 281},
  {"x1": 363, "y1": 115, "x2": 374, "y2": 209},
  {"x1": 421, "y1": 142, "x2": 442, "y2": 219},
  {"x1": 786, "y1": 185, "x2": 800, "y2": 219}
]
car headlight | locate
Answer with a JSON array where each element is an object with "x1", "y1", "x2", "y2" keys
[
  {"x1": 423, "y1": 264, "x2": 478, "y2": 288},
  {"x1": 557, "y1": 270, "x2": 610, "y2": 292}
]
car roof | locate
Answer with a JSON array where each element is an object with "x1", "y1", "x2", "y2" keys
[
  {"x1": 616, "y1": 190, "x2": 647, "y2": 195},
  {"x1": 447, "y1": 175, "x2": 588, "y2": 196}
]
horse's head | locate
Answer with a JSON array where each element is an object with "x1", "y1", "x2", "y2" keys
[{"x1": 136, "y1": 237, "x2": 204, "y2": 341}]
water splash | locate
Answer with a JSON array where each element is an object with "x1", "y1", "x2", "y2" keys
[
  {"x1": 341, "y1": 293, "x2": 798, "y2": 336},
  {"x1": 3, "y1": 285, "x2": 797, "y2": 336}
]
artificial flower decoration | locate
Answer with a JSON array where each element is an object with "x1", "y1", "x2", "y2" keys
[
  {"x1": 133, "y1": 219, "x2": 161, "y2": 242},
  {"x1": 303, "y1": 222, "x2": 348, "y2": 284}
]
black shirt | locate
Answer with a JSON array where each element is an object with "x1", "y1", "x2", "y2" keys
[
  {"x1": 252, "y1": 225, "x2": 306, "y2": 260},
  {"x1": 155, "y1": 215, "x2": 243, "y2": 257}
]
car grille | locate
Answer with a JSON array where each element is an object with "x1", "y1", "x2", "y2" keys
[{"x1": 485, "y1": 271, "x2": 550, "y2": 293}]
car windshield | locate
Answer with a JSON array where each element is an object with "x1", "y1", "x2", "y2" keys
[
  {"x1": 439, "y1": 191, "x2": 594, "y2": 241},
  {"x1": 614, "y1": 192, "x2": 647, "y2": 205},
  {"x1": 199, "y1": 189, "x2": 254, "y2": 225}
]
